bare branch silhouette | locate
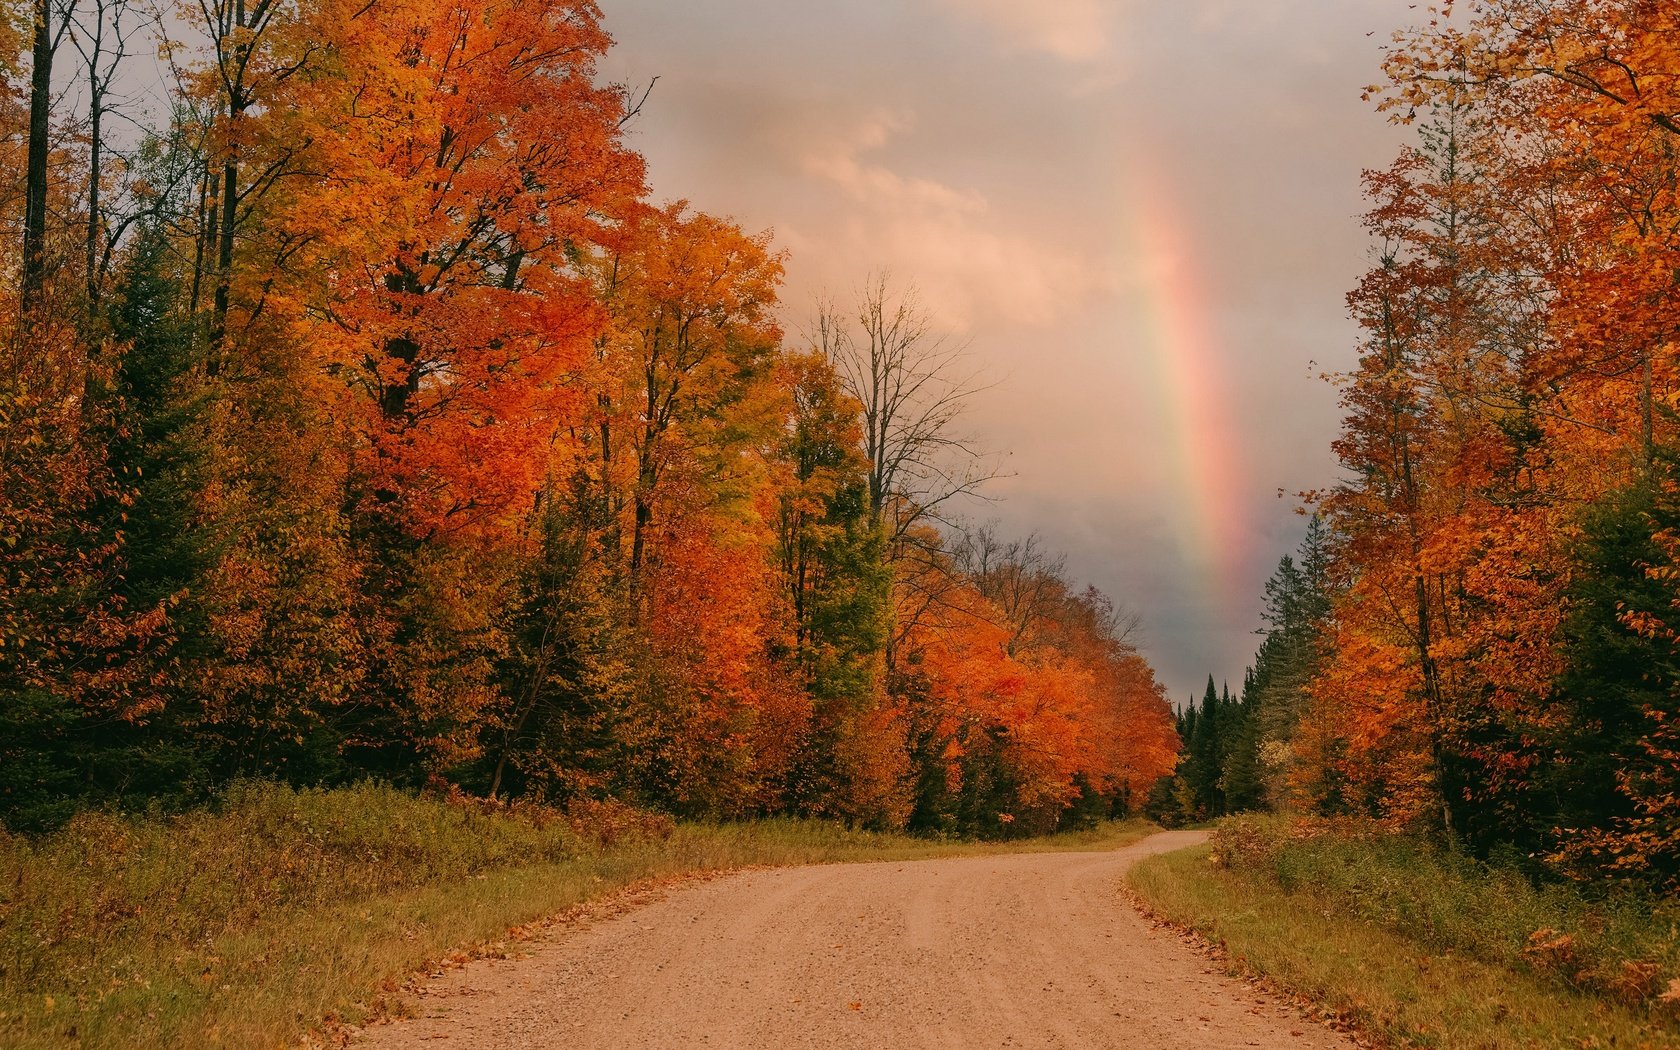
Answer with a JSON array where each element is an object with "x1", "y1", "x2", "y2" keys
[{"x1": 813, "y1": 272, "x2": 1005, "y2": 550}]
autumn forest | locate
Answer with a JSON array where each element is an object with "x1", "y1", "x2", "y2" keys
[
  {"x1": 1136, "y1": 1, "x2": 1680, "y2": 900},
  {"x1": 0, "y1": 0, "x2": 1182, "y2": 839},
  {"x1": 5, "y1": 0, "x2": 1680, "y2": 911}
]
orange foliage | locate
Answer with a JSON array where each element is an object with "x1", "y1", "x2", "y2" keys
[
  {"x1": 287, "y1": 0, "x2": 645, "y2": 539},
  {"x1": 0, "y1": 0, "x2": 1181, "y2": 833},
  {"x1": 638, "y1": 509, "x2": 810, "y2": 815},
  {"x1": 896, "y1": 536, "x2": 1178, "y2": 820},
  {"x1": 1311, "y1": 0, "x2": 1680, "y2": 876}
]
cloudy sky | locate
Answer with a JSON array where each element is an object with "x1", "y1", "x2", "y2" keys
[{"x1": 599, "y1": 0, "x2": 1411, "y2": 704}]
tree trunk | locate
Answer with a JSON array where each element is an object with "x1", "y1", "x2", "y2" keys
[
  {"x1": 629, "y1": 489, "x2": 651, "y2": 611},
  {"x1": 208, "y1": 156, "x2": 236, "y2": 366},
  {"x1": 1641, "y1": 343, "x2": 1655, "y2": 470},
  {"x1": 208, "y1": 0, "x2": 245, "y2": 363},
  {"x1": 191, "y1": 162, "x2": 214, "y2": 323},
  {"x1": 22, "y1": 0, "x2": 54, "y2": 315},
  {"x1": 84, "y1": 34, "x2": 103, "y2": 308}
]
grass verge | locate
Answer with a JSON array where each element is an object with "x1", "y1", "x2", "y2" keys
[
  {"x1": 1, "y1": 782, "x2": 1151, "y2": 1048},
  {"x1": 1128, "y1": 816, "x2": 1680, "y2": 1048}
]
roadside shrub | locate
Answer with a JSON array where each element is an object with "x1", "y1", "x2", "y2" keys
[
  {"x1": 0, "y1": 782, "x2": 587, "y2": 1005},
  {"x1": 1208, "y1": 814, "x2": 1680, "y2": 1011},
  {"x1": 561, "y1": 796, "x2": 676, "y2": 847}
]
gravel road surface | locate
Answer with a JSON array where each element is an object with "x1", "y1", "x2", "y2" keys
[{"x1": 357, "y1": 830, "x2": 1352, "y2": 1048}]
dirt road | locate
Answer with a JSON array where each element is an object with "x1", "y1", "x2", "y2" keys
[{"x1": 357, "y1": 830, "x2": 1352, "y2": 1048}]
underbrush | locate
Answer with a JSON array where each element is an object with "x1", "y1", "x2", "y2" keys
[
  {"x1": 0, "y1": 781, "x2": 1151, "y2": 1048},
  {"x1": 1130, "y1": 814, "x2": 1680, "y2": 1048},
  {"x1": 1212, "y1": 815, "x2": 1680, "y2": 1008}
]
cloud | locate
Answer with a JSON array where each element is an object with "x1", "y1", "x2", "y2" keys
[
  {"x1": 598, "y1": 0, "x2": 1407, "y2": 698},
  {"x1": 933, "y1": 0, "x2": 1113, "y2": 63},
  {"x1": 787, "y1": 111, "x2": 1122, "y2": 329},
  {"x1": 798, "y1": 112, "x2": 987, "y2": 214}
]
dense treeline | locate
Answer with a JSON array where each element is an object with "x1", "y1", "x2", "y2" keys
[
  {"x1": 1162, "y1": 1, "x2": 1680, "y2": 893},
  {"x1": 0, "y1": 0, "x2": 1179, "y2": 833},
  {"x1": 1307, "y1": 0, "x2": 1680, "y2": 890},
  {"x1": 1146, "y1": 518, "x2": 1333, "y2": 826}
]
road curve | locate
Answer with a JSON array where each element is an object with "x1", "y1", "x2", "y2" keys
[{"x1": 357, "y1": 830, "x2": 1352, "y2": 1049}]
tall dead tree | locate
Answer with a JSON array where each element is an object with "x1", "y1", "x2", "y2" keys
[
  {"x1": 817, "y1": 274, "x2": 1001, "y2": 675},
  {"x1": 816, "y1": 274, "x2": 996, "y2": 548}
]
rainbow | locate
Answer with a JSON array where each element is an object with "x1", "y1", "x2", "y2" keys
[{"x1": 1115, "y1": 167, "x2": 1250, "y2": 604}]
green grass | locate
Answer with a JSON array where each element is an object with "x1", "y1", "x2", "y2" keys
[
  {"x1": 1129, "y1": 815, "x2": 1680, "y2": 1049},
  {"x1": 0, "y1": 782, "x2": 1151, "y2": 1048}
]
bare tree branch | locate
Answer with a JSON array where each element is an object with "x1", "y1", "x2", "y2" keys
[{"x1": 813, "y1": 272, "x2": 1006, "y2": 549}]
